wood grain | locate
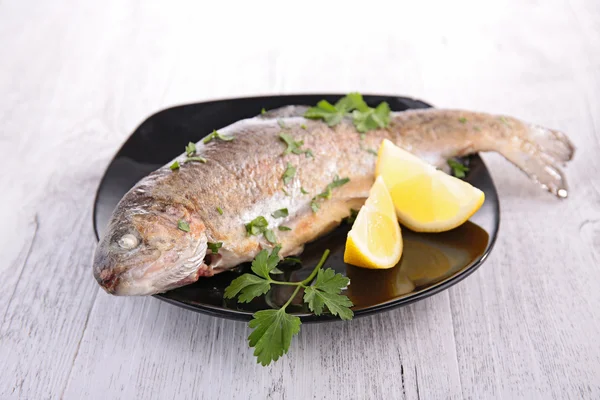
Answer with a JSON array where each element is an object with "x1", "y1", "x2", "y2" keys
[{"x1": 1, "y1": 0, "x2": 599, "y2": 398}]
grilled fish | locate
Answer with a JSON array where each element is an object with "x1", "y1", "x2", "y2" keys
[{"x1": 93, "y1": 106, "x2": 574, "y2": 295}]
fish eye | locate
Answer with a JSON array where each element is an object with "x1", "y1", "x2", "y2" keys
[{"x1": 117, "y1": 234, "x2": 139, "y2": 250}]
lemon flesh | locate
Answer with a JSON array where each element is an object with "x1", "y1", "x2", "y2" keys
[
  {"x1": 375, "y1": 139, "x2": 485, "y2": 232},
  {"x1": 344, "y1": 176, "x2": 403, "y2": 269}
]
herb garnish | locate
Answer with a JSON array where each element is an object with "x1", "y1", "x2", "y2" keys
[
  {"x1": 264, "y1": 229, "x2": 277, "y2": 244},
  {"x1": 279, "y1": 133, "x2": 311, "y2": 156},
  {"x1": 448, "y1": 159, "x2": 469, "y2": 179},
  {"x1": 300, "y1": 124, "x2": 307, "y2": 130},
  {"x1": 216, "y1": 207, "x2": 224, "y2": 215},
  {"x1": 170, "y1": 161, "x2": 180, "y2": 170},
  {"x1": 261, "y1": 108, "x2": 267, "y2": 115},
  {"x1": 272, "y1": 208, "x2": 289, "y2": 218},
  {"x1": 344, "y1": 208, "x2": 359, "y2": 225},
  {"x1": 282, "y1": 188, "x2": 290, "y2": 196},
  {"x1": 177, "y1": 220, "x2": 190, "y2": 232},
  {"x1": 300, "y1": 187, "x2": 309, "y2": 195},
  {"x1": 458, "y1": 117, "x2": 467, "y2": 124},
  {"x1": 224, "y1": 248, "x2": 353, "y2": 366},
  {"x1": 207, "y1": 242, "x2": 223, "y2": 254},
  {"x1": 304, "y1": 93, "x2": 391, "y2": 133},
  {"x1": 203, "y1": 129, "x2": 234, "y2": 144},
  {"x1": 245, "y1": 216, "x2": 269, "y2": 236},
  {"x1": 185, "y1": 142, "x2": 196, "y2": 156},
  {"x1": 185, "y1": 156, "x2": 207, "y2": 163},
  {"x1": 310, "y1": 176, "x2": 350, "y2": 212},
  {"x1": 282, "y1": 163, "x2": 296, "y2": 184},
  {"x1": 278, "y1": 226, "x2": 292, "y2": 231}
]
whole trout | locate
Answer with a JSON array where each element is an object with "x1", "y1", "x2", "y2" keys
[{"x1": 93, "y1": 106, "x2": 574, "y2": 295}]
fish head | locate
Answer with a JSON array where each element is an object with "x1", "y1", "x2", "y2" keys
[{"x1": 93, "y1": 198, "x2": 210, "y2": 295}]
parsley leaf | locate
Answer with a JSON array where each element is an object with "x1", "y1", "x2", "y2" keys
[
  {"x1": 300, "y1": 187, "x2": 309, "y2": 195},
  {"x1": 310, "y1": 200, "x2": 320, "y2": 213},
  {"x1": 207, "y1": 242, "x2": 223, "y2": 254},
  {"x1": 352, "y1": 101, "x2": 391, "y2": 133},
  {"x1": 185, "y1": 156, "x2": 207, "y2": 163},
  {"x1": 271, "y1": 208, "x2": 289, "y2": 218},
  {"x1": 177, "y1": 220, "x2": 190, "y2": 232},
  {"x1": 329, "y1": 175, "x2": 350, "y2": 189},
  {"x1": 303, "y1": 268, "x2": 353, "y2": 320},
  {"x1": 304, "y1": 93, "x2": 390, "y2": 134},
  {"x1": 224, "y1": 274, "x2": 271, "y2": 303},
  {"x1": 185, "y1": 142, "x2": 196, "y2": 156},
  {"x1": 278, "y1": 226, "x2": 292, "y2": 231},
  {"x1": 170, "y1": 161, "x2": 180, "y2": 170},
  {"x1": 282, "y1": 163, "x2": 296, "y2": 184},
  {"x1": 261, "y1": 108, "x2": 267, "y2": 115},
  {"x1": 203, "y1": 129, "x2": 234, "y2": 144},
  {"x1": 251, "y1": 246, "x2": 281, "y2": 278},
  {"x1": 448, "y1": 159, "x2": 469, "y2": 179},
  {"x1": 216, "y1": 206, "x2": 224, "y2": 215},
  {"x1": 344, "y1": 208, "x2": 359, "y2": 224},
  {"x1": 264, "y1": 229, "x2": 277, "y2": 244},
  {"x1": 245, "y1": 216, "x2": 268, "y2": 236},
  {"x1": 248, "y1": 308, "x2": 301, "y2": 366},
  {"x1": 304, "y1": 100, "x2": 345, "y2": 126},
  {"x1": 279, "y1": 133, "x2": 306, "y2": 155},
  {"x1": 300, "y1": 124, "x2": 307, "y2": 130},
  {"x1": 458, "y1": 117, "x2": 467, "y2": 124}
]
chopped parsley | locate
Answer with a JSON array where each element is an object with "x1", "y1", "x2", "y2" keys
[
  {"x1": 282, "y1": 163, "x2": 296, "y2": 184},
  {"x1": 448, "y1": 159, "x2": 469, "y2": 179},
  {"x1": 245, "y1": 216, "x2": 269, "y2": 236},
  {"x1": 203, "y1": 129, "x2": 234, "y2": 144},
  {"x1": 177, "y1": 219, "x2": 190, "y2": 232},
  {"x1": 300, "y1": 187, "x2": 309, "y2": 195},
  {"x1": 458, "y1": 117, "x2": 467, "y2": 124},
  {"x1": 185, "y1": 156, "x2": 207, "y2": 163},
  {"x1": 344, "y1": 208, "x2": 359, "y2": 225},
  {"x1": 279, "y1": 133, "x2": 311, "y2": 156},
  {"x1": 261, "y1": 108, "x2": 267, "y2": 115},
  {"x1": 185, "y1": 142, "x2": 196, "y2": 156},
  {"x1": 207, "y1": 242, "x2": 223, "y2": 254},
  {"x1": 216, "y1": 207, "x2": 224, "y2": 215},
  {"x1": 300, "y1": 124, "x2": 307, "y2": 130},
  {"x1": 264, "y1": 229, "x2": 277, "y2": 244},
  {"x1": 271, "y1": 208, "x2": 289, "y2": 218},
  {"x1": 170, "y1": 161, "x2": 180, "y2": 170},
  {"x1": 278, "y1": 226, "x2": 292, "y2": 231},
  {"x1": 310, "y1": 176, "x2": 350, "y2": 212},
  {"x1": 304, "y1": 93, "x2": 391, "y2": 133}
]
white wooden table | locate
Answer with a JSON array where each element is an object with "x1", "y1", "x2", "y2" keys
[{"x1": 1, "y1": 0, "x2": 599, "y2": 398}]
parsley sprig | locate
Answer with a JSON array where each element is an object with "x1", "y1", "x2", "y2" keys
[
  {"x1": 224, "y1": 248, "x2": 353, "y2": 366},
  {"x1": 304, "y1": 93, "x2": 391, "y2": 133}
]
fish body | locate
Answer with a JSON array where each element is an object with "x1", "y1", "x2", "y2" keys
[{"x1": 93, "y1": 106, "x2": 574, "y2": 295}]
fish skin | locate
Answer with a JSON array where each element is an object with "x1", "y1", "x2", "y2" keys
[{"x1": 93, "y1": 106, "x2": 574, "y2": 295}]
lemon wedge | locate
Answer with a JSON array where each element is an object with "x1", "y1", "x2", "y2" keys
[
  {"x1": 344, "y1": 176, "x2": 403, "y2": 269},
  {"x1": 375, "y1": 139, "x2": 485, "y2": 232}
]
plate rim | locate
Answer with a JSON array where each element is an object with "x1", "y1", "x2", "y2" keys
[{"x1": 92, "y1": 93, "x2": 500, "y2": 323}]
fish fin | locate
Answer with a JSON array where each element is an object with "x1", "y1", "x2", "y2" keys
[{"x1": 499, "y1": 125, "x2": 574, "y2": 198}]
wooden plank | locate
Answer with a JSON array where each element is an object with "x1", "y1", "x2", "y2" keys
[{"x1": 1, "y1": 0, "x2": 599, "y2": 398}]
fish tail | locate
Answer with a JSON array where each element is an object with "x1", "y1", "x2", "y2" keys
[{"x1": 496, "y1": 123, "x2": 575, "y2": 198}]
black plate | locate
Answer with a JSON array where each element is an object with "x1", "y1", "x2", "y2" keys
[{"x1": 93, "y1": 94, "x2": 500, "y2": 322}]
